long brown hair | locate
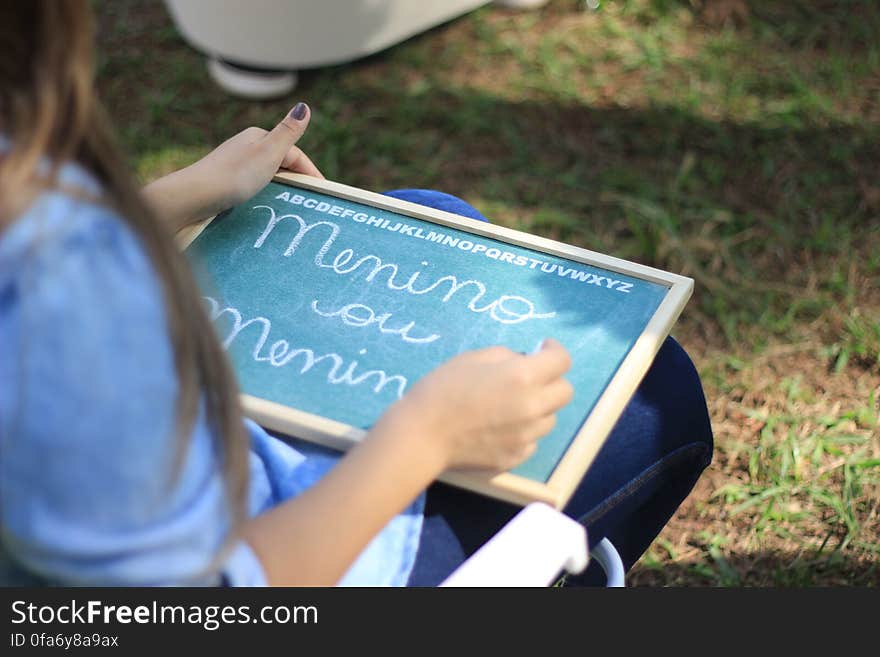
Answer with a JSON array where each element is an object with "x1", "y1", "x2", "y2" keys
[{"x1": 0, "y1": 1, "x2": 249, "y2": 563}]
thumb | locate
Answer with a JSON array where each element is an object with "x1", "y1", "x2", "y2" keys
[{"x1": 264, "y1": 102, "x2": 311, "y2": 161}]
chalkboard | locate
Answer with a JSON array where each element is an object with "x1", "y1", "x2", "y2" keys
[{"x1": 179, "y1": 173, "x2": 693, "y2": 508}]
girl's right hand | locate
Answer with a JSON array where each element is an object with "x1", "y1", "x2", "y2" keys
[
  {"x1": 394, "y1": 338, "x2": 574, "y2": 473},
  {"x1": 243, "y1": 337, "x2": 572, "y2": 585}
]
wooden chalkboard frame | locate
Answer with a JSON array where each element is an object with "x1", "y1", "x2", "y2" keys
[{"x1": 177, "y1": 172, "x2": 694, "y2": 509}]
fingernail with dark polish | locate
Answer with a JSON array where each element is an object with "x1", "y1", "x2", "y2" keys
[{"x1": 290, "y1": 102, "x2": 307, "y2": 120}]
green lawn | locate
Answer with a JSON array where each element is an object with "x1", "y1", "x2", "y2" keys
[{"x1": 95, "y1": 0, "x2": 880, "y2": 585}]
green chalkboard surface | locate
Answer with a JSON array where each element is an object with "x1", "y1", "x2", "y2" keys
[{"x1": 182, "y1": 174, "x2": 692, "y2": 507}]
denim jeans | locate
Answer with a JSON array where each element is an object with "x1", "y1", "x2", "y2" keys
[{"x1": 382, "y1": 189, "x2": 714, "y2": 587}]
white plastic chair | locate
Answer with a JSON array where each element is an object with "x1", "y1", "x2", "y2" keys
[
  {"x1": 439, "y1": 502, "x2": 625, "y2": 587},
  {"x1": 163, "y1": 0, "x2": 492, "y2": 98}
]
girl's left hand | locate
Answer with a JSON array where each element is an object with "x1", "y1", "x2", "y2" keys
[{"x1": 143, "y1": 102, "x2": 323, "y2": 232}]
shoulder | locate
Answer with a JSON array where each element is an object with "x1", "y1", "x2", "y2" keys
[
  {"x1": 0, "y1": 163, "x2": 153, "y2": 287},
  {"x1": 0, "y1": 160, "x2": 178, "y2": 446},
  {"x1": 0, "y1": 160, "x2": 241, "y2": 586},
  {"x1": 0, "y1": 161, "x2": 171, "y2": 371}
]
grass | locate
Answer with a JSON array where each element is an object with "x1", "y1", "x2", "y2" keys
[{"x1": 94, "y1": 0, "x2": 879, "y2": 585}]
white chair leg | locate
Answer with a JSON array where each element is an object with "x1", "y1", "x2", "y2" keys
[
  {"x1": 206, "y1": 58, "x2": 298, "y2": 99},
  {"x1": 494, "y1": 0, "x2": 551, "y2": 8}
]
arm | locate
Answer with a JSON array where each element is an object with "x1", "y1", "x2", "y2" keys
[
  {"x1": 0, "y1": 206, "x2": 232, "y2": 586},
  {"x1": 241, "y1": 402, "x2": 444, "y2": 586},
  {"x1": 241, "y1": 341, "x2": 574, "y2": 586},
  {"x1": 142, "y1": 102, "x2": 323, "y2": 233}
]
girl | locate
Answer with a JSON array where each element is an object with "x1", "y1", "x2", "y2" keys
[{"x1": 0, "y1": 1, "x2": 712, "y2": 587}]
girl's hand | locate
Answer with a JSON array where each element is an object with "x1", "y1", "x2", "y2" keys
[
  {"x1": 143, "y1": 102, "x2": 323, "y2": 232},
  {"x1": 390, "y1": 338, "x2": 574, "y2": 473},
  {"x1": 243, "y1": 337, "x2": 573, "y2": 585},
  {"x1": 192, "y1": 101, "x2": 324, "y2": 208}
]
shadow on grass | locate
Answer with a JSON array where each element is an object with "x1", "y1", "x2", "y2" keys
[
  {"x1": 626, "y1": 549, "x2": 880, "y2": 587},
  {"x1": 628, "y1": 0, "x2": 879, "y2": 49}
]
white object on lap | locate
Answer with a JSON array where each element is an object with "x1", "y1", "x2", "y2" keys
[{"x1": 440, "y1": 502, "x2": 590, "y2": 587}]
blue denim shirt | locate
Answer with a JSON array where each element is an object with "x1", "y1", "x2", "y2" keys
[{"x1": 0, "y1": 160, "x2": 423, "y2": 586}]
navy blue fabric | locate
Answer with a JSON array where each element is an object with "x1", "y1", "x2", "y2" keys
[
  {"x1": 383, "y1": 189, "x2": 490, "y2": 223},
  {"x1": 382, "y1": 189, "x2": 713, "y2": 587}
]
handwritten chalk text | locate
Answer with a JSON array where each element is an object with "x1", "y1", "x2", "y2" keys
[
  {"x1": 274, "y1": 191, "x2": 633, "y2": 293},
  {"x1": 310, "y1": 298, "x2": 441, "y2": 344},
  {"x1": 253, "y1": 205, "x2": 557, "y2": 325},
  {"x1": 204, "y1": 296, "x2": 408, "y2": 399}
]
